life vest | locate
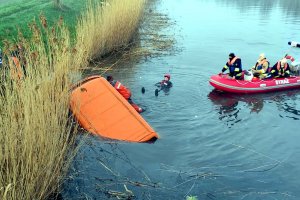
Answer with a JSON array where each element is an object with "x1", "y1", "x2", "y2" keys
[
  {"x1": 111, "y1": 81, "x2": 131, "y2": 100},
  {"x1": 255, "y1": 59, "x2": 269, "y2": 70},
  {"x1": 276, "y1": 61, "x2": 288, "y2": 70},
  {"x1": 255, "y1": 59, "x2": 270, "y2": 73},
  {"x1": 276, "y1": 61, "x2": 288, "y2": 76},
  {"x1": 160, "y1": 80, "x2": 170, "y2": 87}
]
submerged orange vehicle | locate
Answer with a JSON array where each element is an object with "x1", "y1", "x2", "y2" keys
[{"x1": 70, "y1": 76, "x2": 159, "y2": 142}]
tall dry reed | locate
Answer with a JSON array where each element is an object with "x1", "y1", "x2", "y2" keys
[
  {"x1": 0, "y1": 16, "x2": 84, "y2": 200},
  {"x1": 76, "y1": 0, "x2": 146, "y2": 61},
  {"x1": 0, "y1": 0, "x2": 147, "y2": 198}
]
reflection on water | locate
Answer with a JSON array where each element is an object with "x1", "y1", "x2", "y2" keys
[
  {"x1": 282, "y1": 104, "x2": 300, "y2": 120},
  {"x1": 208, "y1": 90, "x2": 264, "y2": 113},
  {"x1": 274, "y1": 91, "x2": 300, "y2": 120},
  {"x1": 208, "y1": 90, "x2": 263, "y2": 128},
  {"x1": 216, "y1": 0, "x2": 300, "y2": 17},
  {"x1": 208, "y1": 89, "x2": 300, "y2": 127}
]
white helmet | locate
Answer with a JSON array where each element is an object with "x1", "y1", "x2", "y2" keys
[{"x1": 258, "y1": 53, "x2": 265, "y2": 62}]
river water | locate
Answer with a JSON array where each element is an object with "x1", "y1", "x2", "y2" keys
[{"x1": 63, "y1": 0, "x2": 300, "y2": 199}]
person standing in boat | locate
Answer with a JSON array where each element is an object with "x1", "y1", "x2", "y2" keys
[
  {"x1": 267, "y1": 58, "x2": 291, "y2": 78},
  {"x1": 251, "y1": 53, "x2": 270, "y2": 79},
  {"x1": 106, "y1": 75, "x2": 144, "y2": 113},
  {"x1": 220, "y1": 53, "x2": 243, "y2": 80}
]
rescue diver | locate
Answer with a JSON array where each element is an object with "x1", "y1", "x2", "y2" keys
[
  {"x1": 220, "y1": 53, "x2": 243, "y2": 80},
  {"x1": 155, "y1": 74, "x2": 173, "y2": 89},
  {"x1": 154, "y1": 74, "x2": 173, "y2": 96},
  {"x1": 106, "y1": 75, "x2": 145, "y2": 113}
]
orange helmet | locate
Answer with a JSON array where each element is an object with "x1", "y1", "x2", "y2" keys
[{"x1": 164, "y1": 74, "x2": 171, "y2": 80}]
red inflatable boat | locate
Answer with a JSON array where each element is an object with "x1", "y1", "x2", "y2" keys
[{"x1": 209, "y1": 74, "x2": 300, "y2": 94}]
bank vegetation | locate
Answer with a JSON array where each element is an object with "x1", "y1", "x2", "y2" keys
[{"x1": 0, "y1": 0, "x2": 146, "y2": 199}]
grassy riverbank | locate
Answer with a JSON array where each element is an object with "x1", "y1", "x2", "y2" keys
[
  {"x1": 0, "y1": 0, "x2": 146, "y2": 199},
  {"x1": 0, "y1": 0, "x2": 88, "y2": 46}
]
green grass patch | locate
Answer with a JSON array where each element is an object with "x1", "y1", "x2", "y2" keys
[{"x1": 0, "y1": 0, "x2": 90, "y2": 46}]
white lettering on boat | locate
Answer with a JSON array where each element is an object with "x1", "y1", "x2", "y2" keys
[
  {"x1": 260, "y1": 84, "x2": 266, "y2": 87},
  {"x1": 275, "y1": 79, "x2": 289, "y2": 85}
]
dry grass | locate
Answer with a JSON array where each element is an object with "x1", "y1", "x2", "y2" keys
[
  {"x1": 84, "y1": 0, "x2": 179, "y2": 73},
  {"x1": 0, "y1": 0, "x2": 148, "y2": 199},
  {"x1": 0, "y1": 16, "x2": 83, "y2": 200},
  {"x1": 76, "y1": 0, "x2": 146, "y2": 61}
]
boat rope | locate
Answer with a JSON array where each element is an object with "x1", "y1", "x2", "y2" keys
[{"x1": 236, "y1": 79, "x2": 264, "y2": 85}]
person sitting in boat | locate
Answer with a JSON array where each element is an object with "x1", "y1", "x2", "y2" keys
[
  {"x1": 266, "y1": 58, "x2": 291, "y2": 78},
  {"x1": 106, "y1": 75, "x2": 144, "y2": 113},
  {"x1": 220, "y1": 53, "x2": 243, "y2": 80},
  {"x1": 251, "y1": 53, "x2": 270, "y2": 78}
]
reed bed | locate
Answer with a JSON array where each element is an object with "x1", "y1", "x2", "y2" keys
[
  {"x1": 0, "y1": 0, "x2": 148, "y2": 199},
  {"x1": 76, "y1": 0, "x2": 146, "y2": 61},
  {"x1": 86, "y1": 0, "x2": 179, "y2": 73},
  {"x1": 0, "y1": 16, "x2": 84, "y2": 199}
]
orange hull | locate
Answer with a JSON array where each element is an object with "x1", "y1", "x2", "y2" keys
[{"x1": 70, "y1": 76, "x2": 159, "y2": 142}]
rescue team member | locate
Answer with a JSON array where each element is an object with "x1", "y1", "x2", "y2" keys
[
  {"x1": 155, "y1": 74, "x2": 173, "y2": 89},
  {"x1": 220, "y1": 53, "x2": 243, "y2": 80},
  {"x1": 251, "y1": 53, "x2": 270, "y2": 78},
  {"x1": 266, "y1": 58, "x2": 291, "y2": 78},
  {"x1": 106, "y1": 76, "x2": 144, "y2": 113}
]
